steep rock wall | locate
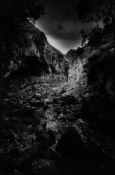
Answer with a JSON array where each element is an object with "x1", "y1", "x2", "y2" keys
[{"x1": 0, "y1": 19, "x2": 65, "y2": 80}]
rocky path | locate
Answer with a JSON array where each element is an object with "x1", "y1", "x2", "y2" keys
[
  {"x1": 0, "y1": 73, "x2": 115, "y2": 175},
  {"x1": 0, "y1": 74, "x2": 81, "y2": 174}
]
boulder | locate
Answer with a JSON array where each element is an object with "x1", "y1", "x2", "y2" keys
[{"x1": 56, "y1": 119, "x2": 115, "y2": 174}]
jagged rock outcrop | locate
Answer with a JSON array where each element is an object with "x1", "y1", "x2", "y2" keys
[
  {"x1": 61, "y1": 32, "x2": 115, "y2": 174},
  {"x1": 0, "y1": 19, "x2": 65, "y2": 80},
  {"x1": 66, "y1": 32, "x2": 115, "y2": 99}
]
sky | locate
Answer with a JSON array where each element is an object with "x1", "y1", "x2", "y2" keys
[{"x1": 36, "y1": 0, "x2": 95, "y2": 53}]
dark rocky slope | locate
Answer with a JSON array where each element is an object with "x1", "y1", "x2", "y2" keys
[
  {"x1": 0, "y1": 19, "x2": 65, "y2": 81},
  {"x1": 58, "y1": 32, "x2": 115, "y2": 174}
]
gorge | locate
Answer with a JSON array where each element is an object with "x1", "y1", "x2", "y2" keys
[{"x1": 0, "y1": 1, "x2": 115, "y2": 175}]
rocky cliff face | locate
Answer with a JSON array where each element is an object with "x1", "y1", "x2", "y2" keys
[
  {"x1": 55, "y1": 32, "x2": 115, "y2": 174},
  {"x1": 66, "y1": 33, "x2": 115, "y2": 98},
  {"x1": 0, "y1": 19, "x2": 65, "y2": 80},
  {"x1": 66, "y1": 32, "x2": 115, "y2": 136}
]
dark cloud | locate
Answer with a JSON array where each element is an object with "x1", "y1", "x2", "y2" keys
[{"x1": 37, "y1": 0, "x2": 93, "y2": 53}]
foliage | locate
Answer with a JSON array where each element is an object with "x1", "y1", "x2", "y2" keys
[
  {"x1": 75, "y1": 0, "x2": 115, "y2": 23},
  {"x1": 88, "y1": 26, "x2": 103, "y2": 48},
  {"x1": 76, "y1": 0, "x2": 115, "y2": 50},
  {"x1": 0, "y1": 0, "x2": 45, "y2": 39},
  {"x1": 0, "y1": 0, "x2": 45, "y2": 21},
  {"x1": 79, "y1": 29, "x2": 88, "y2": 46}
]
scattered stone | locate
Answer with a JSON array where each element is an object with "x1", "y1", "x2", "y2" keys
[{"x1": 34, "y1": 93, "x2": 41, "y2": 98}]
